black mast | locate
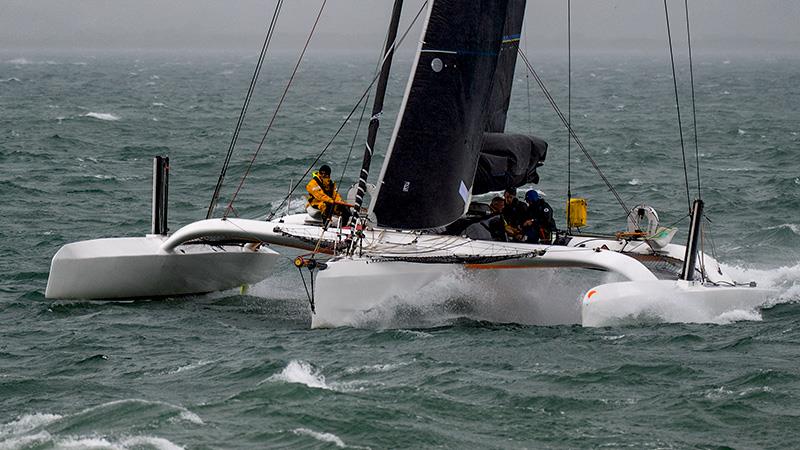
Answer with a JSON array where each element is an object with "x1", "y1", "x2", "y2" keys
[{"x1": 348, "y1": 0, "x2": 404, "y2": 227}]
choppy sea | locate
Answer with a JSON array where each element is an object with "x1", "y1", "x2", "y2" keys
[{"x1": 1, "y1": 48, "x2": 799, "y2": 448}]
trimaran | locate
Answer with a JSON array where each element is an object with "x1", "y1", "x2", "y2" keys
[{"x1": 46, "y1": 0, "x2": 775, "y2": 328}]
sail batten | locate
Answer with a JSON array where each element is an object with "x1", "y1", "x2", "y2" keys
[{"x1": 370, "y1": 0, "x2": 512, "y2": 230}]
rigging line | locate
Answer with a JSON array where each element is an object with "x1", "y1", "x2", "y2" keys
[
  {"x1": 339, "y1": 89, "x2": 371, "y2": 196},
  {"x1": 337, "y1": 20, "x2": 388, "y2": 199},
  {"x1": 224, "y1": 0, "x2": 329, "y2": 219},
  {"x1": 523, "y1": 4, "x2": 532, "y2": 135},
  {"x1": 264, "y1": 1, "x2": 428, "y2": 221},
  {"x1": 684, "y1": 0, "x2": 702, "y2": 200},
  {"x1": 567, "y1": 0, "x2": 572, "y2": 229},
  {"x1": 517, "y1": 50, "x2": 629, "y2": 216},
  {"x1": 663, "y1": 0, "x2": 692, "y2": 212},
  {"x1": 207, "y1": 0, "x2": 284, "y2": 220}
]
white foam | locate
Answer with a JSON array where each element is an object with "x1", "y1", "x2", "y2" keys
[
  {"x1": 177, "y1": 411, "x2": 204, "y2": 425},
  {"x1": 0, "y1": 431, "x2": 52, "y2": 449},
  {"x1": 152, "y1": 102, "x2": 166, "y2": 107},
  {"x1": 166, "y1": 359, "x2": 212, "y2": 375},
  {"x1": 55, "y1": 435, "x2": 185, "y2": 450},
  {"x1": 263, "y1": 360, "x2": 371, "y2": 392},
  {"x1": 714, "y1": 308, "x2": 763, "y2": 324},
  {"x1": 118, "y1": 435, "x2": 186, "y2": 450},
  {"x1": 265, "y1": 360, "x2": 332, "y2": 390},
  {"x1": 292, "y1": 428, "x2": 345, "y2": 448},
  {"x1": 84, "y1": 112, "x2": 120, "y2": 121},
  {"x1": 79, "y1": 399, "x2": 203, "y2": 425},
  {"x1": 628, "y1": 178, "x2": 641, "y2": 186},
  {"x1": 720, "y1": 262, "x2": 800, "y2": 296},
  {"x1": 0, "y1": 77, "x2": 21, "y2": 83},
  {"x1": 0, "y1": 413, "x2": 62, "y2": 437},
  {"x1": 394, "y1": 329, "x2": 433, "y2": 338},
  {"x1": 7, "y1": 58, "x2": 31, "y2": 65},
  {"x1": 56, "y1": 436, "x2": 122, "y2": 449},
  {"x1": 344, "y1": 361, "x2": 409, "y2": 374},
  {"x1": 738, "y1": 128, "x2": 746, "y2": 135}
]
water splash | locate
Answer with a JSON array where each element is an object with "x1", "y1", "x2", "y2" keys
[
  {"x1": 721, "y1": 261, "x2": 800, "y2": 301},
  {"x1": 265, "y1": 360, "x2": 332, "y2": 390},
  {"x1": 0, "y1": 413, "x2": 62, "y2": 437}
]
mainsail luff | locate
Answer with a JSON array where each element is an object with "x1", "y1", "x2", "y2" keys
[{"x1": 370, "y1": 0, "x2": 512, "y2": 230}]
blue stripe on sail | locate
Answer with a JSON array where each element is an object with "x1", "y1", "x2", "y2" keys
[{"x1": 502, "y1": 33, "x2": 521, "y2": 43}]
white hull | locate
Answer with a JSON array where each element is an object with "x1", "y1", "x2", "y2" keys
[
  {"x1": 581, "y1": 280, "x2": 776, "y2": 327},
  {"x1": 46, "y1": 234, "x2": 279, "y2": 299},
  {"x1": 310, "y1": 257, "x2": 776, "y2": 328},
  {"x1": 311, "y1": 259, "x2": 618, "y2": 328}
]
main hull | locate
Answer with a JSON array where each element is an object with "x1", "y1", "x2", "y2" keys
[
  {"x1": 309, "y1": 253, "x2": 776, "y2": 329},
  {"x1": 311, "y1": 259, "x2": 619, "y2": 328}
]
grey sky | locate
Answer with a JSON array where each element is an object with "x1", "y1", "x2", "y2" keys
[{"x1": 1, "y1": 1, "x2": 798, "y2": 53}]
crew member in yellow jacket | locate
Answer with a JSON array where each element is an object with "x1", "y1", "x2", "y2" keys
[{"x1": 306, "y1": 164, "x2": 351, "y2": 225}]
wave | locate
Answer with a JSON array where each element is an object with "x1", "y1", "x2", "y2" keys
[
  {"x1": 0, "y1": 412, "x2": 185, "y2": 450},
  {"x1": 343, "y1": 361, "x2": 410, "y2": 375},
  {"x1": 292, "y1": 428, "x2": 345, "y2": 448},
  {"x1": 0, "y1": 77, "x2": 21, "y2": 83},
  {"x1": 17, "y1": 435, "x2": 186, "y2": 450},
  {"x1": 763, "y1": 223, "x2": 800, "y2": 236},
  {"x1": 0, "y1": 413, "x2": 62, "y2": 437},
  {"x1": 265, "y1": 360, "x2": 332, "y2": 390},
  {"x1": 262, "y1": 360, "x2": 369, "y2": 392},
  {"x1": 78, "y1": 398, "x2": 204, "y2": 425},
  {"x1": 165, "y1": 359, "x2": 213, "y2": 375},
  {"x1": 722, "y1": 261, "x2": 800, "y2": 294},
  {"x1": 84, "y1": 112, "x2": 120, "y2": 121}
]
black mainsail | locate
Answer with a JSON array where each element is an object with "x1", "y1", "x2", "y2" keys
[
  {"x1": 473, "y1": 0, "x2": 547, "y2": 196},
  {"x1": 370, "y1": 0, "x2": 512, "y2": 230},
  {"x1": 486, "y1": 0, "x2": 527, "y2": 133}
]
